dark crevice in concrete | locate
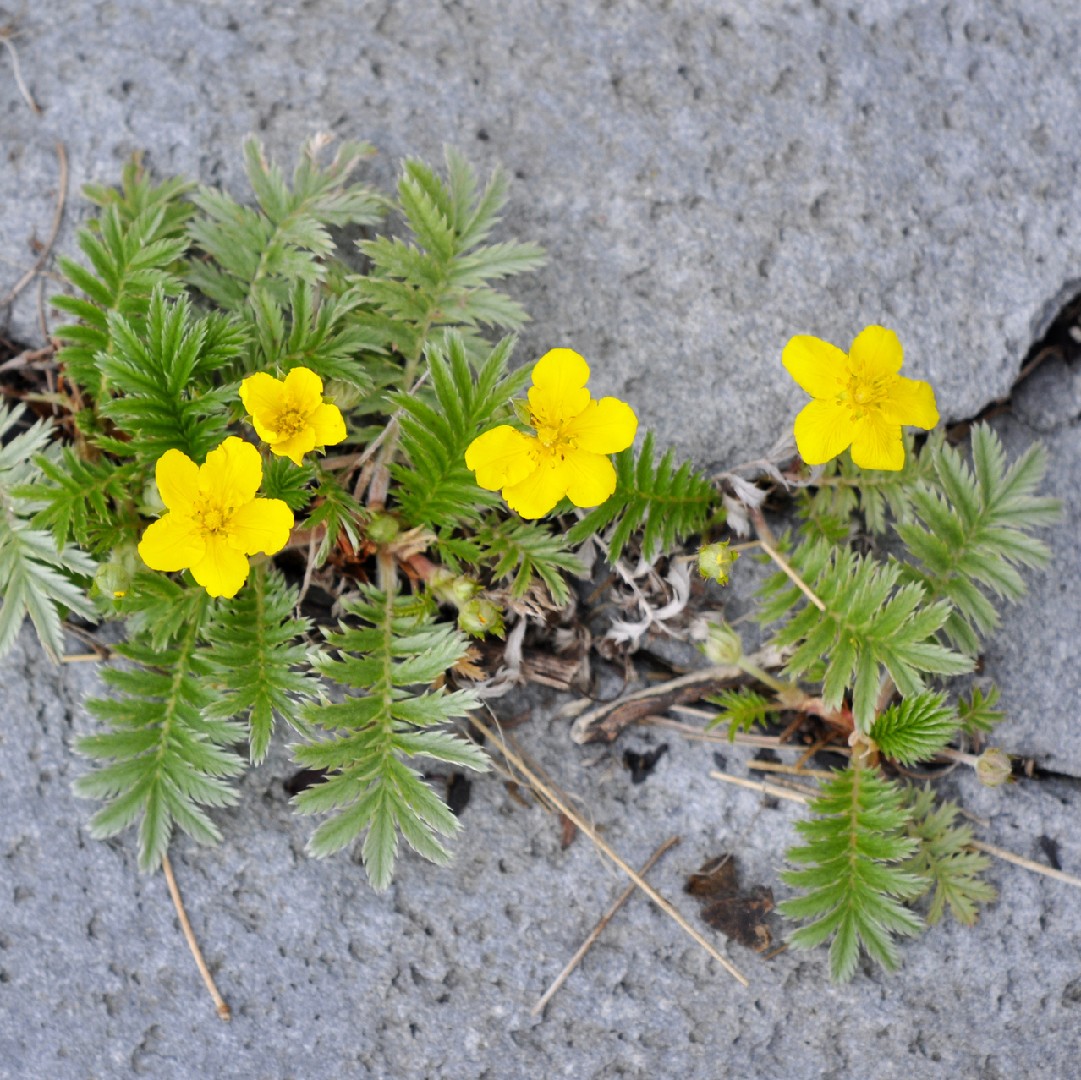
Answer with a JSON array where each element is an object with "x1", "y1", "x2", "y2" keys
[{"x1": 952, "y1": 283, "x2": 1081, "y2": 434}]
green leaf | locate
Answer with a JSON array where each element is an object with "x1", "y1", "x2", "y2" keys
[
  {"x1": 705, "y1": 687, "x2": 775, "y2": 740},
  {"x1": 780, "y1": 764, "x2": 927, "y2": 982},
  {"x1": 73, "y1": 596, "x2": 246, "y2": 871},
  {"x1": 762, "y1": 541, "x2": 973, "y2": 731},
  {"x1": 292, "y1": 587, "x2": 486, "y2": 889},
  {"x1": 903, "y1": 787, "x2": 996, "y2": 926},
  {"x1": 897, "y1": 424, "x2": 1061, "y2": 654},
  {"x1": 956, "y1": 684, "x2": 1004, "y2": 734},
  {"x1": 869, "y1": 692, "x2": 956, "y2": 766},
  {"x1": 0, "y1": 404, "x2": 98, "y2": 660},
  {"x1": 96, "y1": 286, "x2": 246, "y2": 462},
  {"x1": 565, "y1": 431, "x2": 718, "y2": 562},
  {"x1": 394, "y1": 332, "x2": 531, "y2": 530},
  {"x1": 203, "y1": 564, "x2": 317, "y2": 763},
  {"x1": 261, "y1": 455, "x2": 316, "y2": 511}
]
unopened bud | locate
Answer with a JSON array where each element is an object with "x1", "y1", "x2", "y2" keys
[
  {"x1": 323, "y1": 378, "x2": 365, "y2": 411},
  {"x1": 698, "y1": 541, "x2": 739, "y2": 585},
  {"x1": 430, "y1": 569, "x2": 479, "y2": 607},
  {"x1": 95, "y1": 545, "x2": 138, "y2": 600},
  {"x1": 701, "y1": 621, "x2": 744, "y2": 666},
  {"x1": 975, "y1": 747, "x2": 1012, "y2": 787},
  {"x1": 367, "y1": 512, "x2": 400, "y2": 545},
  {"x1": 458, "y1": 597, "x2": 504, "y2": 639},
  {"x1": 142, "y1": 478, "x2": 165, "y2": 516}
]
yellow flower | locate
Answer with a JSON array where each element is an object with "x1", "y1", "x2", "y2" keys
[
  {"x1": 138, "y1": 437, "x2": 294, "y2": 598},
  {"x1": 783, "y1": 325, "x2": 939, "y2": 471},
  {"x1": 465, "y1": 348, "x2": 638, "y2": 519},
  {"x1": 239, "y1": 366, "x2": 347, "y2": 466}
]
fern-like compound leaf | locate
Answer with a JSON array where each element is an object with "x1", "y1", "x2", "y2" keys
[
  {"x1": 780, "y1": 764, "x2": 926, "y2": 982},
  {"x1": 565, "y1": 431, "x2": 717, "y2": 562},
  {"x1": 74, "y1": 596, "x2": 246, "y2": 871},
  {"x1": 869, "y1": 691, "x2": 956, "y2": 766},
  {"x1": 903, "y1": 787, "x2": 996, "y2": 926},
  {"x1": 203, "y1": 565, "x2": 317, "y2": 764},
  {"x1": 293, "y1": 588, "x2": 487, "y2": 889}
]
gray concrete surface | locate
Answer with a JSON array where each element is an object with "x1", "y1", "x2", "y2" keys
[{"x1": 1, "y1": 1, "x2": 1080, "y2": 1077}]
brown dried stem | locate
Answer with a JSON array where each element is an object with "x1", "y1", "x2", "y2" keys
[{"x1": 161, "y1": 854, "x2": 231, "y2": 1021}]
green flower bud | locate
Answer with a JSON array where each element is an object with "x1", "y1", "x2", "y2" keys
[
  {"x1": 141, "y1": 477, "x2": 165, "y2": 516},
  {"x1": 430, "y1": 569, "x2": 479, "y2": 607},
  {"x1": 975, "y1": 747, "x2": 1012, "y2": 787},
  {"x1": 367, "y1": 512, "x2": 400, "y2": 545},
  {"x1": 95, "y1": 545, "x2": 139, "y2": 599},
  {"x1": 458, "y1": 597, "x2": 504, "y2": 639},
  {"x1": 698, "y1": 541, "x2": 739, "y2": 585},
  {"x1": 323, "y1": 378, "x2": 366, "y2": 412},
  {"x1": 701, "y1": 621, "x2": 744, "y2": 666}
]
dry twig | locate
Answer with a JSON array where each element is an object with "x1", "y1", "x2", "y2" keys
[
  {"x1": 161, "y1": 854, "x2": 231, "y2": 1021},
  {"x1": 531, "y1": 835, "x2": 681, "y2": 1016},
  {"x1": 0, "y1": 25, "x2": 41, "y2": 115},
  {"x1": 1, "y1": 142, "x2": 67, "y2": 308},
  {"x1": 570, "y1": 645, "x2": 788, "y2": 745},
  {"x1": 472, "y1": 714, "x2": 748, "y2": 986}
]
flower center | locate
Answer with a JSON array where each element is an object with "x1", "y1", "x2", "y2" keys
[
  {"x1": 532, "y1": 418, "x2": 573, "y2": 462},
  {"x1": 276, "y1": 406, "x2": 307, "y2": 439},
  {"x1": 193, "y1": 497, "x2": 231, "y2": 536},
  {"x1": 842, "y1": 370, "x2": 890, "y2": 418}
]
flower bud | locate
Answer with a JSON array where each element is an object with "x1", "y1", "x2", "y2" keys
[
  {"x1": 458, "y1": 597, "x2": 504, "y2": 639},
  {"x1": 975, "y1": 747, "x2": 1012, "y2": 787},
  {"x1": 701, "y1": 621, "x2": 744, "y2": 666},
  {"x1": 698, "y1": 541, "x2": 739, "y2": 585},
  {"x1": 430, "y1": 569, "x2": 479, "y2": 607},
  {"x1": 323, "y1": 379, "x2": 366, "y2": 412},
  {"x1": 367, "y1": 512, "x2": 400, "y2": 545},
  {"x1": 95, "y1": 545, "x2": 139, "y2": 599}
]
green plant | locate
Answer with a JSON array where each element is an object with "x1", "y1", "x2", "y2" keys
[
  {"x1": 8, "y1": 137, "x2": 716, "y2": 891},
  {"x1": 707, "y1": 421, "x2": 1058, "y2": 980},
  {"x1": 0, "y1": 138, "x2": 1059, "y2": 994}
]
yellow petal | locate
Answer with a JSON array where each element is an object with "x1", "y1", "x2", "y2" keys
[
  {"x1": 848, "y1": 325, "x2": 903, "y2": 378},
  {"x1": 138, "y1": 514, "x2": 205, "y2": 572},
  {"x1": 793, "y1": 399, "x2": 854, "y2": 465},
  {"x1": 782, "y1": 335, "x2": 849, "y2": 399},
  {"x1": 564, "y1": 450, "x2": 617, "y2": 507},
  {"x1": 308, "y1": 402, "x2": 347, "y2": 448},
  {"x1": 251, "y1": 412, "x2": 284, "y2": 445},
  {"x1": 502, "y1": 458, "x2": 570, "y2": 519},
  {"x1": 155, "y1": 449, "x2": 200, "y2": 514},
  {"x1": 563, "y1": 397, "x2": 638, "y2": 454},
  {"x1": 879, "y1": 375, "x2": 939, "y2": 430},
  {"x1": 283, "y1": 366, "x2": 324, "y2": 415},
  {"x1": 271, "y1": 426, "x2": 318, "y2": 466},
  {"x1": 239, "y1": 372, "x2": 286, "y2": 425},
  {"x1": 528, "y1": 348, "x2": 591, "y2": 425},
  {"x1": 226, "y1": 498, "x2": 294, "y2": 556},
  {"x1": 201, "y1": 437, "x2": 262, "y2": 508},
  {"x1": 190, "y1": 535, "x2": 251, "y2": 598},
  {"x1": 850, "y1": 413, "x2": 905, "y2": 470},
  {"x1": 465, "y1": 426, "x2": 538, "y2": 491}
]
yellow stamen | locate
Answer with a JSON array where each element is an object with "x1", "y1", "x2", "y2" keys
[{"x1": 275, "y1": 407, "x2": 307, "y2": 439}]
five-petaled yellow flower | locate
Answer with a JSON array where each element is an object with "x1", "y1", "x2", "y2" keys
[
  {"x1": 465, "y1": 348, "x2": 638, "y2": 519},
  {"x1": 783, "y1": 325, "x2": 939, "y2": 471},
  {"x1": 138, "y1": 437, "x2": 294, "y2": 598},
  {"x1": 239, "y1": 366, "x2": 347, "y2": 466}
]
